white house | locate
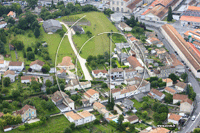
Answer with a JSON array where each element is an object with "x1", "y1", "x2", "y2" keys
[
  {"x1": 65, "y1": 111, "x2": 96, "y2": 126},
  {"x1": 118, "y1": 22, "x2": 132, "y2": 31},
  {"x1": 92, "y1": 70, "x2": 108, "y2": 78},
  {"x1": 180, "y1": 98, "x2": 193, "y2": 113},
  {"x1": 30, "y1": 60, "x2": 45, "y2": 71},
  {"x1": 173, "y1": 94, "x2": 188, "y2": 104},
  {"x1": 124, "y1": 68, "x2": 137, "y2": 79},
  {"x1": 175, "y1": 82, "x2": 187, "y2": 92},
  {"x1": 109, "y1": 68, "x2": 124, "y2": 80},
  {"x1": 127, "y1": 56, "x2": 144, "y2": 73},
  {"x1": 0, "y1": 21, "x2": 7, "y2": 29},
  {"x1": 148, "y1": 89, "x2": 165, "y2": 101},
  {"x1": 84, "y1": 89, "x2": 99, "y2": 104},
  {"x1": 4, "y1": 70, "x2": 16, "y2": 82},
  {"x1": 120, "y1": 85, "x2": 137, "y2": 98},
  {"x1": 168, "y1": 113, "x2": 182, "y2": 125},
  {"x1": 9, "y1": 62, "x2": 24, "y2": 72},
  {"x1": 162, "y1": 78, "x2": 173, "y2": 87},
  {"x1": 111, "y1": 88, "x2": 121, "y2": 100},
  {"x1": 21, "y1": 76, "x2": 38, "y2": 83}
]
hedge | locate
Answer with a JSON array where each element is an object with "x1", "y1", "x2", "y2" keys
[{"x1": 18, "y1": 120, "x2": 44, "y2": 131}]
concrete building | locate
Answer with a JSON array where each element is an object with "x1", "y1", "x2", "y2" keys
[
  {"x1": 148, "y1": 89, "x2": 165, "y2": 101},
  {"x1": 72, "y1": 26, "x2": 85, "y2": 35},
  {"x1": 57, "y1": 56, "x2": 75, "y2": 70},
  {"x1": 110, "y1": 13, "x2": 124, "y2": 23},
  {"x1": 109, "y1": 68, "x2": 124, "y2": 80},
  {"x1": 122, "y1": 98, "x2": 134, "y2": 109},
  {"x1": 93, "y1": 102, "x2": 109, "y2": 118},
  {"x1": 127, "y1": 56, "x2": 144, "y2": 73},
  {"x1": 127, "y1": 115, "x2": 139, "y2": 124},
  {"x1": 7, "y1": 11, "x2": 16, "y2": 18},
  {"x1": 162, "y1": 78, "x2": 173, "y2": 87},
  {"x1": 180, "y1": 98, "x2": 193, "y2": 113},
  {"x1": 21, "y1": 76, "x2": 38, "y2": 84},
  {"x1": 161, "y1": 24, "x2": 200, "y2": 78},
  {"x1": 42, "y1": 19, "x2": 62, "y2": 33},
  {"x1": 164, "y1": 87, "x2": 177, "y2": 95},
  {"x1": 118, "y1": 22, "x2": 132, "y2": 31},
  {"x1": 175, "y1": 82, "x2": 187, "y2": 92},
  {"x1": 65, "y1": 79, "x2": 91, "y2": 91},
  {"x1": 0, "y1": 21, "x2": 7, "y2": 29}
]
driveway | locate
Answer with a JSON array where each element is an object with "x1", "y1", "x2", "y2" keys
[{"x1": 60, "y1": 22, "x2": 92, "y2": 81}]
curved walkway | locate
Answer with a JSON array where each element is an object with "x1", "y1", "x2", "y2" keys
[{"x1": 60, "y1": 22, "x2": 92, "y2": 81}]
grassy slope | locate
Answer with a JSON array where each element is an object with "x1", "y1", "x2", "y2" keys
[{"x1": 59, "y1": 12, "x2": 119, "y2": 59}]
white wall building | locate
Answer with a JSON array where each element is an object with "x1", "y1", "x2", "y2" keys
[
  {"x1": 92, "y1": 70, "x2": 108, "y2": 79},
  {"x1": 84, "y1": 89, "x2": 99, "y2": 104},
  {"x1": 9, "y1": 62, "x2": 24, "y2": 72}
]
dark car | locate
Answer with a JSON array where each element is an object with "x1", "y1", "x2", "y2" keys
[{"x1": 122, "y1": 112, "x2": 126, "y2": 116}]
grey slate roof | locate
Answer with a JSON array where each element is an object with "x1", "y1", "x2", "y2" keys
[
  {"x1": 72, "y1": 26, "x2": 84, "y2": 32},
  {"x1": 43, "y1": 19, "x2": 62, "y2": 30},
  {"x1": 123, "y1": 98, "x2": 134, "y2": 106}
]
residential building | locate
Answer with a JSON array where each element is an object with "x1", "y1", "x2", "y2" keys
[
  {"x1": 9, "y1": 44, "x2": 15, "y2": 51},
  {"x1": 120, "y1": 85, "x2": 138, "y2": 98},
  {"x1": 93, "y1": 102, "x2": 109, "y2": 118},
  {"x1": 30, "y1": 60, "x2": 44, "y2": 71},
  {"x1": 57, "y1": 56, "x2": 75, "y2": 70},
  {"x1": 124, "y1": 68, "x2": 137, "y2": 79},
  {"x1": 65, "y1": 111, "x2": 96, "y2": 126},
  {"x1": 134, "y1": 77, "x2": 151, "y2": 93},
  {"x1": 127, "y1": 115, "x2": 139, "y2": 124},
  {"x1": 175, "y1": 82, "x2": 187, "y2": 92},
  {"x1": 9, "y1": 61, "x2": 24, "y2": 72},
  {"x1": 57, "y1": 69, "x2": 67, "y2": 77},
  {"x1": 118, "y1": 22, "x2": 132, "y2": 31},
  {"x1": 84, "y1": 89, "x2": 99, "y2": 104},
  {"x1": 173, "y1": 94, "x2": 188, "y2": 104},
  {"x1": 109, "y1": 68, "x2": 124, "y2": 80},
  {"x1": 110, "y1": 13, "x2": 124, "y2": 23},
  {"x1": 148, "y1": 89, "x2": 165, "y2": 101},
  {"x1": 42, "y1": 19, "x2": 62, "y2": 33},
  {"x1": 21, "y1": 76, "x2": 37, "y2": 84},
  {"x1": 180, "y1": 98, "x2": 193, "y2": 113},
  {"x1": 122, "y1": 98, "x2": 134, "y2": 109},
  {"x1": 51, "y1": 91, "x2": 74, "y2": 112},
  {"x1": 0, "y1": 21, "x2": 7, "y2": 29},
  {"x1": 149, "y1": 127, "x2": 170, "y2": 133},
  {"x1": 37, "y1": 18, "x2": 43, "y2": 23},
  {"x1": 0, "y1": 60, "x2": 6, "y2": 68},
  {"x1": 164, "y1": 87, "x2": 176, "y2": 95},
  {"x1": 13, "y1": 105, "x2": 37, "y2": 122},
  {"x1": 161, "y1": 24, "x2": 200, "y2": 78},
  {"x1": 127, "y1": 56, "x2": 144, "y2": 73},
  {"x1": 81, "y1": 99, "x2": 90, "y2": 107},
  {"x1": 92, "y1": 70, "x2": 108, "y2": 78},
  {"x1": 65, "y1": 79, "x2": 91, "y2": 90},
  {"x1": 168, "y1": 113, "x2": 182, "y2": 125},
  {"x1": 180, "y1": 6, "x2": 200, "y2": 27},
  {"x1": 72, "y1": 26, "x2": 85, "y2": 35},
  {"x1": 128, "y1": 36, "x2": 138, "y2": 43},
  {"x1": 7, "y1": 11, "x2": 16, "y2": 18},
  {"x1": 4, "y1": 70, "x2": 16, "y2": 82},
  {"x1": 162, "y1": 78, "x2": 173, "y2": 86},
  {"x1": 169, "y1": 54, "x2": 185, "y2": 73},
  {"x1": 111, "y1": 88, "x2": 121, "y2": 100}
]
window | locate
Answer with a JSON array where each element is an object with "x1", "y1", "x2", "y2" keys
[
  {"x1": 121, "y1": 8, "x2": 123, "y2": 12},
  {"x1": 117, "y1": 1, "x2": 119, "y2": 5},
  {"x1": 112, "y1": 1, "x2": 115, "y2": 4},
  {"x1": 121, "y1": 2, "x2": 123, "y2": 6}
]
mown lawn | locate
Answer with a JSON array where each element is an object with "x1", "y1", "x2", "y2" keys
[{"x1": 59, "y1": 12, "x2": 120, "y2": 59}]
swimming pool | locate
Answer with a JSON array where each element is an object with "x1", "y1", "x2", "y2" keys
[{"x1": 112, "y1": 118, "x2": 118, "y2": 123}]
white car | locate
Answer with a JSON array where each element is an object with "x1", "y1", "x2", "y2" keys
[{"x1": 192, "y1": 116, "x2": 196, "y2": 121}]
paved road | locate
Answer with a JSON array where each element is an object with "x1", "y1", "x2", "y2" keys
[
  {"x1": 148, "y1": 26, "x2": 200, "y2": 133},
  {"x1": 60, "y1": 22, "x2": 93, "y2": 81}
]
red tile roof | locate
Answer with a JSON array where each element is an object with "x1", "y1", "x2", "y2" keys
[
  {"x1": 181, "y1": 98, "x2": 193, "y2": 105},
  {"x1": 173, "y1": 94, "x2": 188, "y2": 100},
  {"x1": 30, "y1": 60, "x2": 44, "y2": 66},
  {"x1": 15, "y1": 105, "x2": 36, "y2": 115},
  {"x1": 168, "y1": 113, "x2": 182, "y2": 121},
  {"x1": 92, "y1": 70, "x2": 108, "y2": 74},
  {"x1": 127, "y1": 56, "x2": 143, "y2": 69},
  {"x1": 151, "y1": 89, "x2": 164, "y2": 97}
]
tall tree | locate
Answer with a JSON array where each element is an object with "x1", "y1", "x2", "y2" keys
[
  {"x1": 27, "y1": 0, "x2": 38, "y2": 10},
  {"x1": 34, "y1": 27, "x2": 40, "y2": 38},
  {"x1": 167, "y1": 7, "x2": 173, "y2": 22}
]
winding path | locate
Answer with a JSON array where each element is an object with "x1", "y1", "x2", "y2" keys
[{"x1": 60, "y1": 22, "x2": 92, "y2": 81}]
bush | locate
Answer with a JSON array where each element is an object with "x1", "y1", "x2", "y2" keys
[{"x1": 18, "y1": 125, "x2": 26, "y2": 131}]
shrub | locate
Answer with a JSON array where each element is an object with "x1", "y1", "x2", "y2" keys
[{"x1": 18, "y1": 125, "x2": 26, "y2": 131}]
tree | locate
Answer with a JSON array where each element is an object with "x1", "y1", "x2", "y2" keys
[
  {"x1": 45, "y1": 101, "x2": 55, "y2": 111},
  {"x1": 142, "y1": 111, "x2": 148, "y2": 119},
  {"x1": 27, "y1": 0, "x2": 38, "y2": 9},
  {"x1": 0, "y1": 41, "x2": 5, "y2": 54},
  {"x1": 11, "y1": 40, "x2": 24, "y2": 50},
  {"x1": 129, "y1": 124, "x2": 135, "y2": 132},
  {"x1": 3, "y1": 77, "x2": 11, "y2": 87},
  {"x1": 181, "y1": 73, "x2": 188, "y2": 82},
  {"x1": 107, "y1": 93, "x2": 115, "y2": 110},
  {"x1": 86, "y1": 31, "x2": 92, "y2": 37},
  {"x1": 2, "y1": 101, "x2": 9, "y2": 108},
  {"x1": 42, "y1": 64, "x2": 50, "y2": 73},
  {"x1": 0, "y1": 119, "x2": 7, "y2": 128},
  {"x1": 70, "y1": 123, "x2": 75, "y2": 130},
  {"x1": 117, "y1": 115, "x2": 124, "y2": 131},
  {"x1": 101, "y1": 83, "x2": 107, "y2": 88},
  {"x1": 103, "y1": 8, "x2": 114, "y2": 16},
  {"x1": 164, "y1": 93, "x2": 173, "y2": 104},
  {"x1": 194, "y1": 128, "x2": 200, "y2": 133},
  {"x1": 34, "y1": 27, "x2": 40, "y2": 38},
  {"x1": 64, "y1": 127, "x2": 72, "y2": 133},
  {"x1": 167, "y1": 7, "x2": 173, "y2": 22},
  {"x1": 27, "y1": 51, "x2": 35, "y2": 61},
  {"x1": 12, "y1": 90, "x2": 20, "y2": 98},
  {"x1": 7, "y1": 17, "x2": 15, "y2": 25},
  {"x1": 168, "y1": 73, "x2": 179, "y2": 83},
  {"x1": 142, "y1": 102, "x2": 149, "y2": 110},
  {"x1": 45, "y1": 79, "x2": 52, "y2": 87}
]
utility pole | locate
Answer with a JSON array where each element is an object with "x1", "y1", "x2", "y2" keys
[{"x1": 110, "y1": 32, "x2": 112, "y2": 102}]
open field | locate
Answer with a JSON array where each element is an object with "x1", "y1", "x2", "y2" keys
[{"x1": 58, "y1": 12, "x2": 124, "y2": 59}]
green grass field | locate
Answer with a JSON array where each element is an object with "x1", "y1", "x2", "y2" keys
[{"x1": 58, "y1": 12, "x2": 123, "y2": 59}]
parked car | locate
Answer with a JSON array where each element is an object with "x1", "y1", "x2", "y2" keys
[
  {"x1": 192, "y1": 116, "x2": 196, "y2": 121},
  {"x1": 122, "y1": 112, "x2": 126, "y2": 116}
]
